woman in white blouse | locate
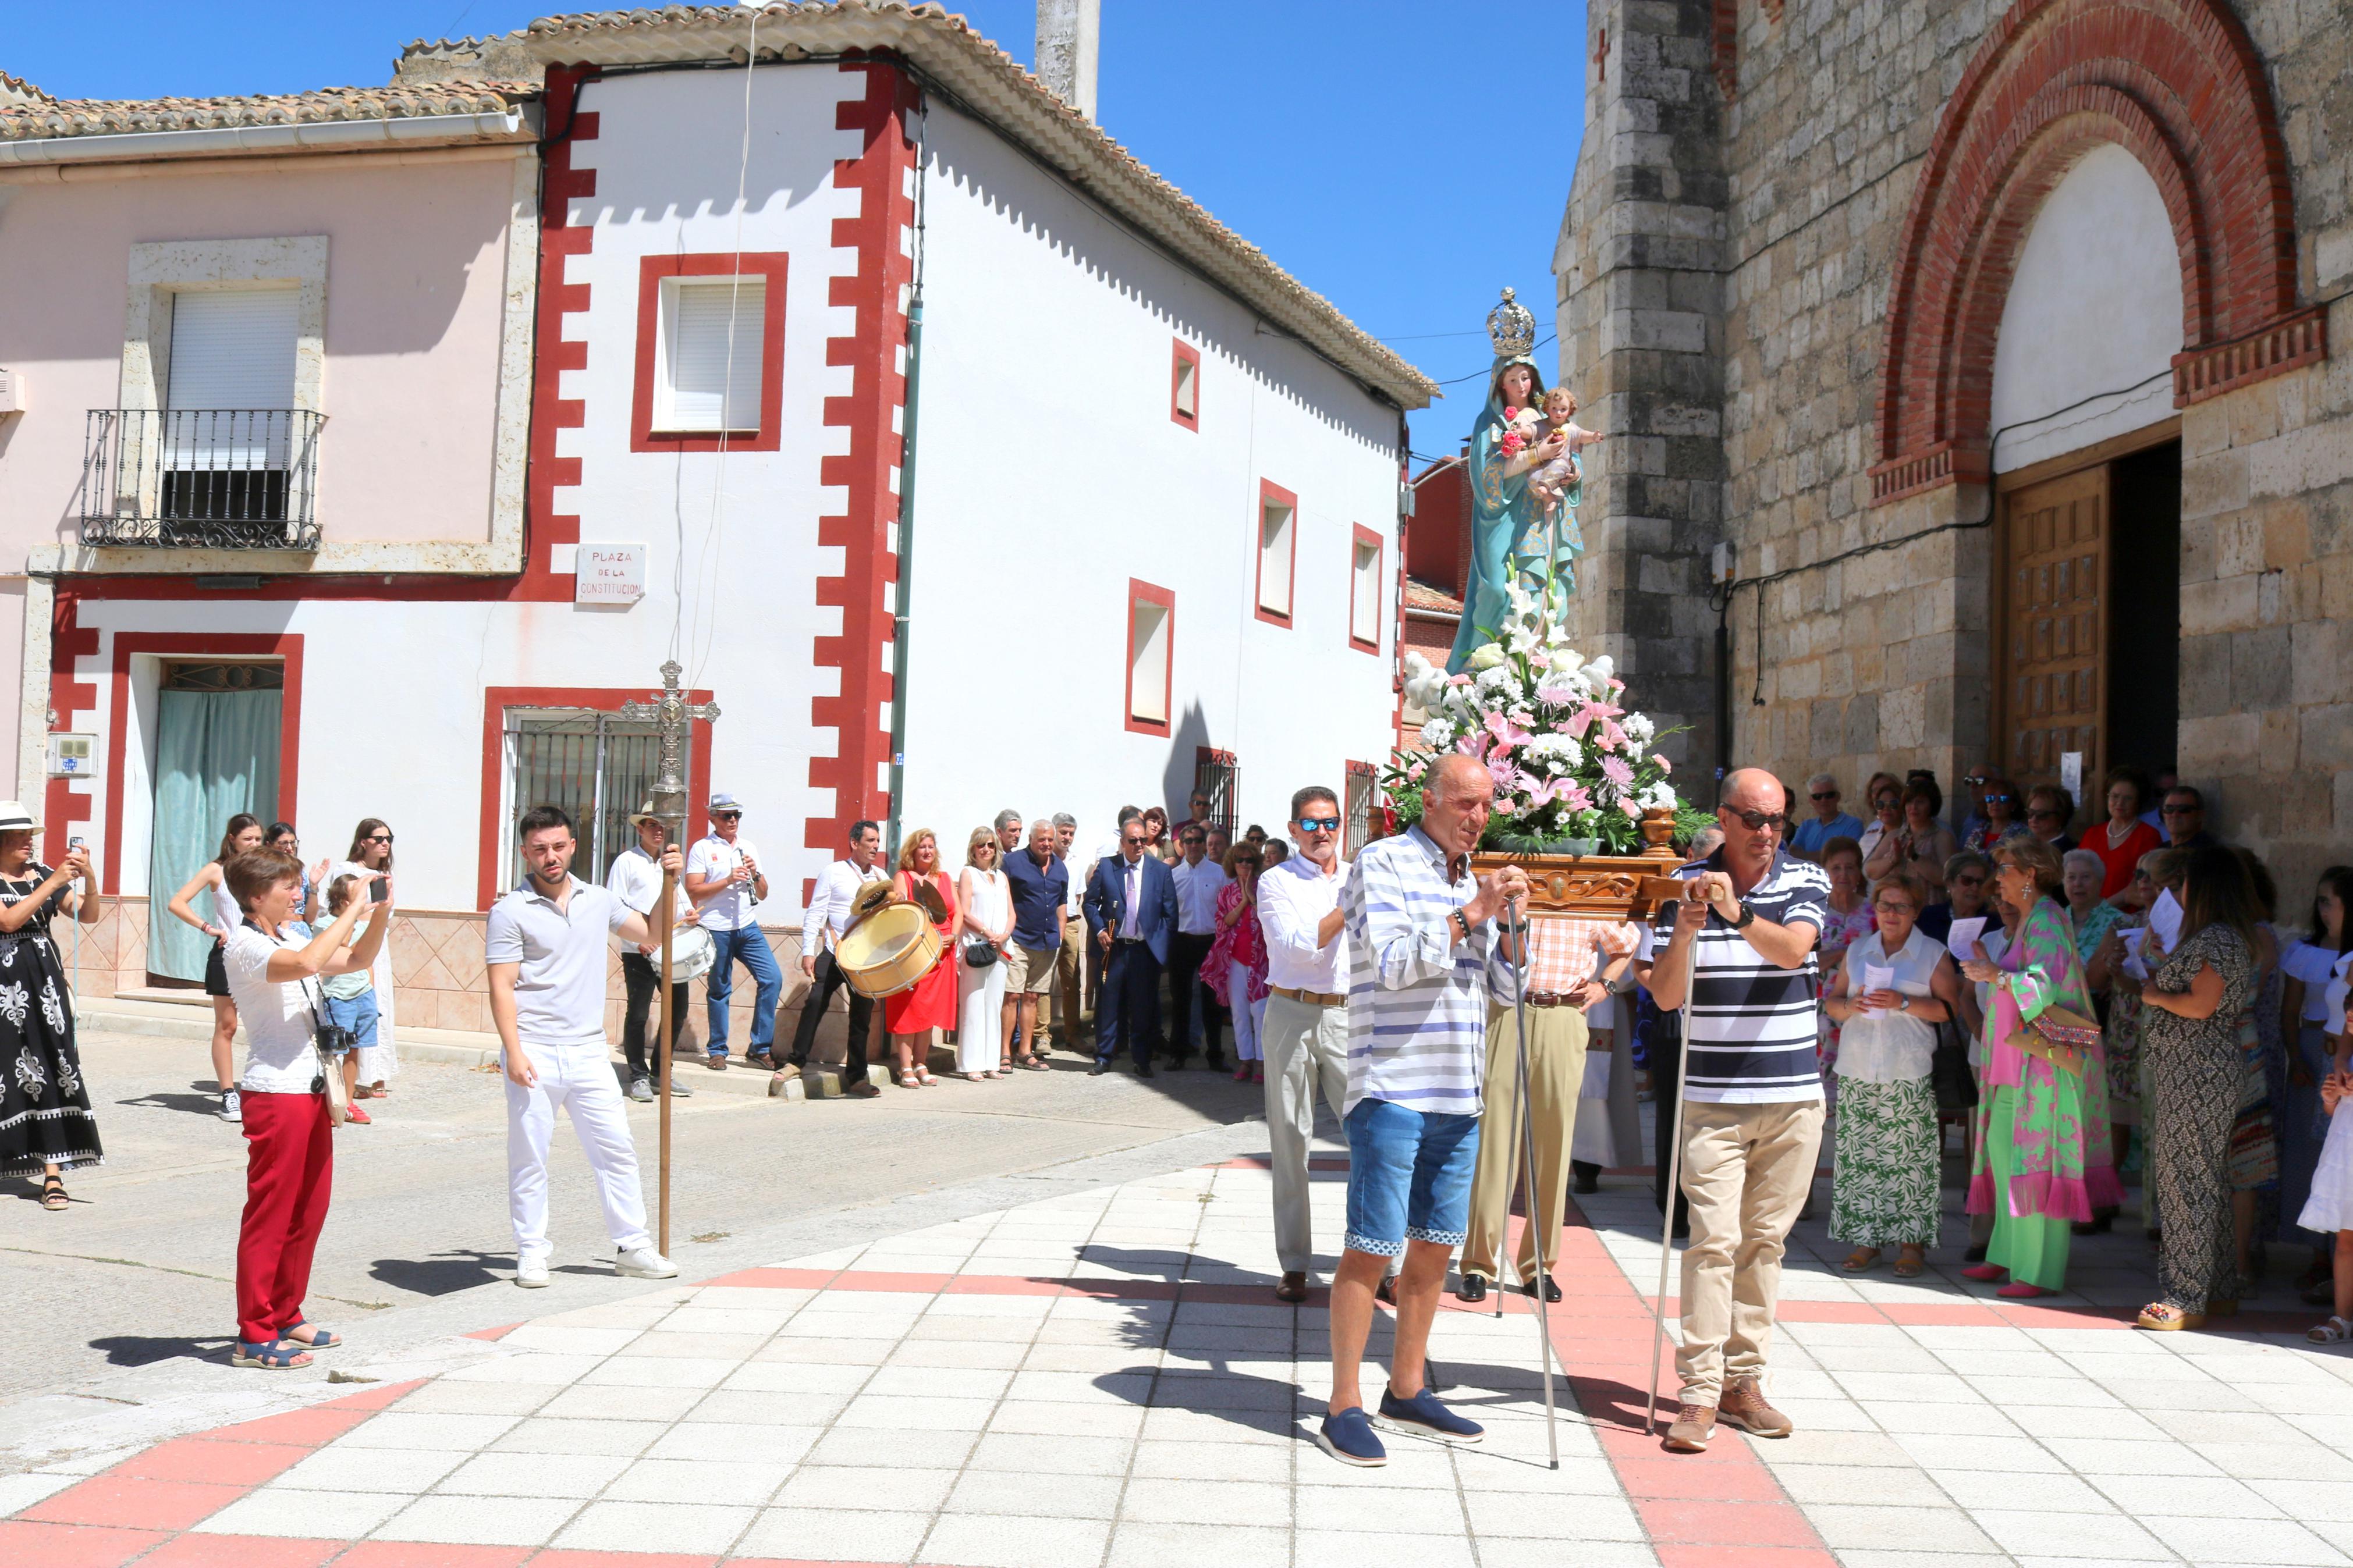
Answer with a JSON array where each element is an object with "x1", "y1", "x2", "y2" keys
[
  {"x1": 954, "y1": 827, "x2": 1013, "y2": 1081},
  {"x1": 1823, "y1": 867, "x2": 1962, "y2": 1278}
]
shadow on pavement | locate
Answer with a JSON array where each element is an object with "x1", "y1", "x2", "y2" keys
[
  {"x1": 112, "y1": 1082, "x2": 230, "y2": 1119},
  {"x1": 369, "y1": 1248, "x2": 515, "y2": 1297},
  {"x1": 88, "y1": 1333, "x2": 235, "y2": 1368}
]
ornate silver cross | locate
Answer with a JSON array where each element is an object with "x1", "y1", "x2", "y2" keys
[{"x1": 618, "y1": 659, "x2": 721, "y2": 831}]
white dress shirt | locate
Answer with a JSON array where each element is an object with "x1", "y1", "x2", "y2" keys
[
  {"x1": 1258, "y1": 852, "x2": 1350, "y2": 993},
  {"x1": 1170, "y1": 857, "x2": 1229, "y2": 936},
  {"x1": 1059, "y1": 851, "x2": 1088, "y2": 918},
  {"x1": 1119, "y1": 855, "x2": 1144, "y2": 939},
  {"x1": 686, "y1": 833, "x2": 764, "y2": 931},
  {"x1": 606, "y1": 845, "x2": 693, "y2": 951},
  {"x1": 802, "y1": 856, "x2": 888, "y2": 955}
]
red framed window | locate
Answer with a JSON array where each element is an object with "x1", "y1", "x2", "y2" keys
[
  {"x1": 1170, "y1": 338, "x2": 1201, "y2": 430},
  {"x1": 1126, "y1": 579, "x2": 1174, "y2": 737},
  {"x1": 630, "y1": 253, "x2": 790, "y2": 453},
  {"x1": 1348, "y1": 523, "x2": 1383, "y2": 653},
  {"x1": 1255, "y1": 479, "x2": 1297, "y2": 627}
]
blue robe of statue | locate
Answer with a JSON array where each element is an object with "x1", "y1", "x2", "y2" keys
[{"x1": 1446, "y1": 355, "x2": 1583, "y2": 671}]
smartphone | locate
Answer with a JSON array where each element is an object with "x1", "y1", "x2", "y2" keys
[
  {"x1": 370, "y1": 876, "x2": 390, "y2": 902},
  {"x1": 68, "y1": 836, "x2": 85, "y2": 852}
]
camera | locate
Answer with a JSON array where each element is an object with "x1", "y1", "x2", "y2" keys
[{"x1": 315, "y1": 1022, "x2": 357, "y2": 1054}]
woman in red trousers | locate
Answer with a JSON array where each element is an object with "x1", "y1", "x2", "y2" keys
[{"x1": 219, "y1": 847, "x2": 392, "y2": 1370}]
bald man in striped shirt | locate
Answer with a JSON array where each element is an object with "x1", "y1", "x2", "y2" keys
[{"x1": 1317, "y1": 755, "x2": 1529, "y2": 1469}]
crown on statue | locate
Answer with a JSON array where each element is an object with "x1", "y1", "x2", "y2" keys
[{"x1": 1486, "y1": 286, "x2": 1537, "y2": 357}]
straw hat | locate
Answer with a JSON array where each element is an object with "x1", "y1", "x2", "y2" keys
[{"x1": 0, "y1": 802, "x2": 38, "y2": 834}]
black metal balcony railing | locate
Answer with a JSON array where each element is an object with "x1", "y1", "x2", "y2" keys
[{"x1": 81, "y1": 408, "x2": 324, "y2": 550}]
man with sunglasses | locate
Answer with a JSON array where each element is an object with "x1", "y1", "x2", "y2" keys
[
  {"x1": 1641, "y1": 768, "x2": 1830, "y2": 1454},
  {"x1": 1166, "y1": 824, "x2": 1229, "y2": 1069},
  {"x1": 2159, "y1": 784, "x2": 2217, "y2": 851},
  {"x1": 1257, "y1": 785, "x2": 1354, "y2": 1304},
  {"x1": 1788, "y1": 773, "x2": 1863, "y2": 863},
  {"x1": 683, "y1": 792, "x2": 780, "y2": 1071}
]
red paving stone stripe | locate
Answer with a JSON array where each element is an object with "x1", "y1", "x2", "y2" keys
[
  {"x1": 20, "y1": 1475, "x2": 251, "y2": 1532},
  {"x1": 111, "y1": 1437, "x2": 314, "y2": 1486},
  {"x1": 528, "y1": 1553, "x2": 725, "y2": 1567},
  {"x1": 466, "y1": 1323, "x2": 523, "y2": 1342},
  {"x1": 0, "y1": 1518, "x2": 167, "y2": 1567},
  {"x1": 319, "y1": 1378, "x2": 429, "y2": 1411},
  {"x1": 1208, "y1": 1155, "x2": 1353, "y2": 1171},
  {"x1": 335, "y1": 1544, "x2": 530, "y2": 1567},
  {"x1": 186, "y1": 1405, "x2": 373, "y2": 1448},
  {"x1": 136, "y1": 1534, "x2": 343, "y2": 1567}
]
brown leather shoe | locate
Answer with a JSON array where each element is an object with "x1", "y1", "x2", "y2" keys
[
  {"x1": 1275, "y1": 1271, "x2": 1309, "y2": 1303},
  {"x1": 1663, "y1": 1402, "x2": 1716, "y2": 1453},
  {"x1": 1718, "y1": 1375, "x2": 1793, "y2": 1437}
]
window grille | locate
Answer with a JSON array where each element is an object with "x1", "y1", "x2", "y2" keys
[
  {"x1": 1195, "y1": 747, "x2": 1240, "y2": 838},
  {"x1": 501, "y1": 709, "x2": 668, "y2": 888},
  {"x1": 1344, "y1": 761, "x2": 1379, "y2": 860}
]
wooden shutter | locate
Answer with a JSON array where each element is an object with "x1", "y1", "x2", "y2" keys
[
  {"x1": 1996, "y1": 465, "x2": 2108, "y2": 791},
  {"x1": 663, "y1": 278, "x2": 765, "y2": 431},
  {"x1": 167, "y1": 287, "x2": 298, "y2": 409}
]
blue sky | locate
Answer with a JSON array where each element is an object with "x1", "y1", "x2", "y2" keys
[{"x1": 6, "y1": 1, "x2": 1584, "y2": 456}]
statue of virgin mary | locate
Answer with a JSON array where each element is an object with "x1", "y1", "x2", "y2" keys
[{"x1": 1446, "y1": 287, "x2": 1584, "y2": 673}]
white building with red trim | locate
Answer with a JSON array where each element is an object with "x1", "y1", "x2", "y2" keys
[{"x1": 0, "y1": 6, "x2": 1431, "y2": 1026}]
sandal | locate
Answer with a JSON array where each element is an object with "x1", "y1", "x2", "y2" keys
[
  {"x1": 2310, "y1": 1315, "x2": 2352, "y2": 1345},
  {"x1": 40, "y1": 1175, "x2": 68, "y2": 1211},
  {"x1": 2135, "y1": 1302, "x2": 2206, "y2": 1332},
  {"x1": 231, "y1": 1339, "x2": 313, "y2": 1370},
  {"x1": 1892, "y1": 1247, "x2": 1925, "y2": 1279},
  {"x1": 915, "y1": 1070, "x2": 938, "y2": 1087},
  {"x1": 1840, "y1": 1247, "x2": 1880, "y2": 1274},
  {"x1": 283, "y1": 1318, "x2": 339, "y2": 1349},
  {"x1": 897, "y1": 1071, "x2": 921, "y2": 1089}
]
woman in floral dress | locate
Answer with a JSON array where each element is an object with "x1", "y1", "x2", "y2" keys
[
  {"x1": 0, "y1": 802, "x2": 104, "y2": 1210},
  {"x1": 1204, "y1": 844, "x2": 1268, "y2": 1083}
]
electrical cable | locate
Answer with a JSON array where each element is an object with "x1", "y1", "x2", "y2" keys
[{"x1": 687, "y1": 7, "x2": 762, "y2": 690}]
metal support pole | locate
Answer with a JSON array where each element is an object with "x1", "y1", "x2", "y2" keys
[
  {"x1": 1504, "y1": 895, "x2": 1559, "y2": 1470},
  {"x1": 658, "y1": 866, "x2": 676, "y2": 1258},
  {"x1": 1646, "y1": 993, "x2": 1695, "y2": 1435}
]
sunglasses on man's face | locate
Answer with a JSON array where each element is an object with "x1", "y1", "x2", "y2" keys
[
  {"x1": 2029, "y1": 808, "x2": 2062, "y2": 822},
  {"x1": 1722, "y1": 808, "x2": 1786, "y2": 832},
  {"x1": 2162, "y1": 805, "x2": 2198, "y2": 816},
  {"x1": 1297, "y1": 817, "x2": 1341, "y2": 833},
  {"x1": 1810, "y1": 791, "x2": 1838, "y2": 802}
]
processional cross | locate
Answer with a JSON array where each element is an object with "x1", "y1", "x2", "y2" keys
[{"x1": 616, "y1": 659, "x2": 720, "y2": 1254}]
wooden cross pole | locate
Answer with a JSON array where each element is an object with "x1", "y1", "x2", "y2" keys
[{"x1": 618, "y1": 660, "x2": 720, "y2": 1256}]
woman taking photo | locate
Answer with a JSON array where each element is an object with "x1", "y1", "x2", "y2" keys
[
  {"x1": 1823, "y1": 869, "x2": 1960, "y2": 1278},
  {"x1": 221, "y1": 844, "x2": 391, "y2": 1368},
  {"x1": 1204, "y1": 842, "x2": 1268, "y2": 1083},
  {"x1": 884, "y1": 830, "x2": 957, "y2": 1089},
  {"x1": 1856, "y1": 777, "x2": 1904, "y2": 864},
  {"x1": 0, "y1": 805, "x2": 102, "y2": 1210},
  {"x1": 332, "y1": 820, "x2": 399, "y2": 1100},
  {"x1": 1864, "y1": 783, "x2": 1958, "y2": 900},
  {"x1": 2134, "y1": 846, "x2": 2265, "y2": 1331},
  {"x1": 2085, "y1": 765, "x2": 2162, "y2": 900},
  {"x1": 1959, "y1": 837, "x2": 2117, "y2": 1299},
  {"x1": 954, "y1": 827, "x2": 1012, "y2": 1082},
  {"x1": 168, "y1": 813, "x2": 264, "y2": 1123}
]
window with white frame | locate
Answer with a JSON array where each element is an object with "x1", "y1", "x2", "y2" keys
[
  {"x1": 1350, "y1": 527, "x2": 1383, "y2": 650},
  {"x1": 1256, "y1": 481, "x2": 1296, "y2": 623},
  {"x1": 658, "y1": 276, "x2": 765, "y2": 432},
  {"x1": 1127, "y1": 581, "x2": 1173, "y2": 734}
]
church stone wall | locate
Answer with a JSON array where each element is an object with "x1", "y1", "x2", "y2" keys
[{"x1": 1558, "y1": 0, "x2": 2353, "y2": 886}]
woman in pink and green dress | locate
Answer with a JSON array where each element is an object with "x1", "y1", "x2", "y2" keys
[{"x1": 1960, "y1": 837, "x2": 2120, "y2": 1297}]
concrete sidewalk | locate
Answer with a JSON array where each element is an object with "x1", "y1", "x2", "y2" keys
[{"x1": 8, "y1": 1152, "x2": 2353, "y2": 1567}]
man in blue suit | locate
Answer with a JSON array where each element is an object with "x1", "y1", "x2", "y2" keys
[{"x1": 1083, "y1": 813, "x2": 1180, "y2": 1078}]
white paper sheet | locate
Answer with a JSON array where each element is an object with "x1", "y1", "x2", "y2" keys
[
  {"x1": 1861, "y1": 962, "x2": 1896, "y2": 1017},
  {"x1": 1945, "y1": 916, "x2": 1988, "y2": 962},
  {"x1": 2150, "y1": 887, "x2": 2184, "y2": 951},
  {"x1": 2121, "y1": 927, "x2": 2151, "y2": 982}
]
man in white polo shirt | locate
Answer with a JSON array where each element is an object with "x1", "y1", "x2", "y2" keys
[
  {"x1": 488, "y1": 804, "x2": 681, "y2": 1289},
  {"x1": 1257, "y1": 784, "x2": 1353, "y2": 1304}
]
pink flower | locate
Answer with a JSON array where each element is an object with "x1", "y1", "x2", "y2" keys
[
  {"x1": 1652, "y1": 753, "x2": 1672, "y2": 775},
  {"x1": 1406, "y1": 758, "x2": 1426, "y2": 781},
  {"x1": 1535, "y1": 679, "x2": 1577, "y2": 707},
  {"x1": 1560, "y1": 783, "x2": 1592, "y2": 814},
  {"x1": 1602, "y1": 755, "x2": 1634, "y2": 790},
  {"x1": 1619, "y1": 797, "x2": 1644, "y2": 820},
  {"x1": 1484, "y1": 710, "x2": 1533, "y2": 752},
  {"x1": 1488, "y1": 760, "x2": 1523, "y2": 798},
  {"x1": 1599, "y1": 717, "x2": 1628, "y2": 752}
]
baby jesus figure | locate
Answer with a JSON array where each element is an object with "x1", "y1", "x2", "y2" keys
[{"x1": 1526, "y1": 386, "x2": 1603, "y2": 518}]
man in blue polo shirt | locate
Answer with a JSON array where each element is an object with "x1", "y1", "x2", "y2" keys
[
  {"x1": 1644, "y1": 767, "x2": 1829, "y2": 1455},
  {"x1": 1000, "y1": 820, "x2": 1067, "y2": 1071},
  {"x1": 1788, "y1": 772, "x2": 1864, "y2": 861}
]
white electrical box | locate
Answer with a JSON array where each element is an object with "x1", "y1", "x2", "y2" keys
[
  {"x1": 46, "y1": 733, "x2": 95, "y2": 777},
  {"x1": 0, "y1": 367, "x2": 23, "y2": 416}
]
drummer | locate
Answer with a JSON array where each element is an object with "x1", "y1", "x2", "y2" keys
[{"x1": 608, "y1": 803, "x2": 708, "y2": 1103}]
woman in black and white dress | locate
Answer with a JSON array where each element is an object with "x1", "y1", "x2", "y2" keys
[{"x1": 0, "y1": 802, "x2": 104, "y2": 1210}]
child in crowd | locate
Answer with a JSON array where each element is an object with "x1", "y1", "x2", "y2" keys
[
  {"x1": 1526, "y1": 385, "x2": 1604, "y2": 517},
  {"x1": 2301, "y1": 954, "x2": 2353, "y2": 1343},
  {"x1": 320, "y1": 873, "x2": 379, "y2": 1126}
]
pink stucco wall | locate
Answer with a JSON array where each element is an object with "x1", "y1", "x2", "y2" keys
[{"x1": 0, "y1": 152, "x2": 521, "y2": 554}]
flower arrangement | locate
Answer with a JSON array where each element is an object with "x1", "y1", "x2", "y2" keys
[{"x1": 1387, "y1": 581, "x2": 1710, "y2": 855}]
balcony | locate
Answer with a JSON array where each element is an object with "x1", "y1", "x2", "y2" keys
[{"x1": 81, "y1": 408, "x2": 324, "y2": 550}]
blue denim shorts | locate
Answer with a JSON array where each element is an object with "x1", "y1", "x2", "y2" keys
[
  {"x1": 1342, "y1": 1098, "x2": 1482, "y2": 1258},
  {"x1": 321, "y1": 989, "x2": 379, "y2": 1050}
]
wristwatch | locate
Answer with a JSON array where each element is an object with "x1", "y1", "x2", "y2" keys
[
  {"x1": 1896, "y1": 994, "x2": 1911, "y2": 1013},
  {"x1": 1733, "y1": 902, "x2": 1756, "y2": 930}
]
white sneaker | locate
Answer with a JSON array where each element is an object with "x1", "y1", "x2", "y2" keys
[
  {"x1": 514, "y1": 1257, "x2": 549, "y2": 1288},
  {"x1": 615, "y1": 1246, "x2": 677, "y2": 1279},
  {"x1": 219, "y1": 1089, "x2": 242, "y2": 1123}
]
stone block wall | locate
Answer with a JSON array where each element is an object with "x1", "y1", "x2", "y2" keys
[{"x1": 1555, "y1": 0, "x2": 2353, "y2": 892}]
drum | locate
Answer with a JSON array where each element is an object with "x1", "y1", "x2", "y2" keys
[
  {"x1": 666, "y1": 923, "x2": 716, "y2": 982},
  {"x1": 836, "y1": 900, "x2": 942, "y2": 998}
]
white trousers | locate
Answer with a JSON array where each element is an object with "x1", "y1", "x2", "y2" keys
[{"x1": 505, "y1": 1037, "x2": 650, "y2": 1266}]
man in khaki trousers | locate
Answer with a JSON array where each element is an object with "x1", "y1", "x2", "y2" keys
[
  {"x1": 1458, "y1": 918, "x2": 1638, "y2": 1302},
  {"x1": 1642, "y1": 769, "x2": 1831, "y2": 1455}
]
